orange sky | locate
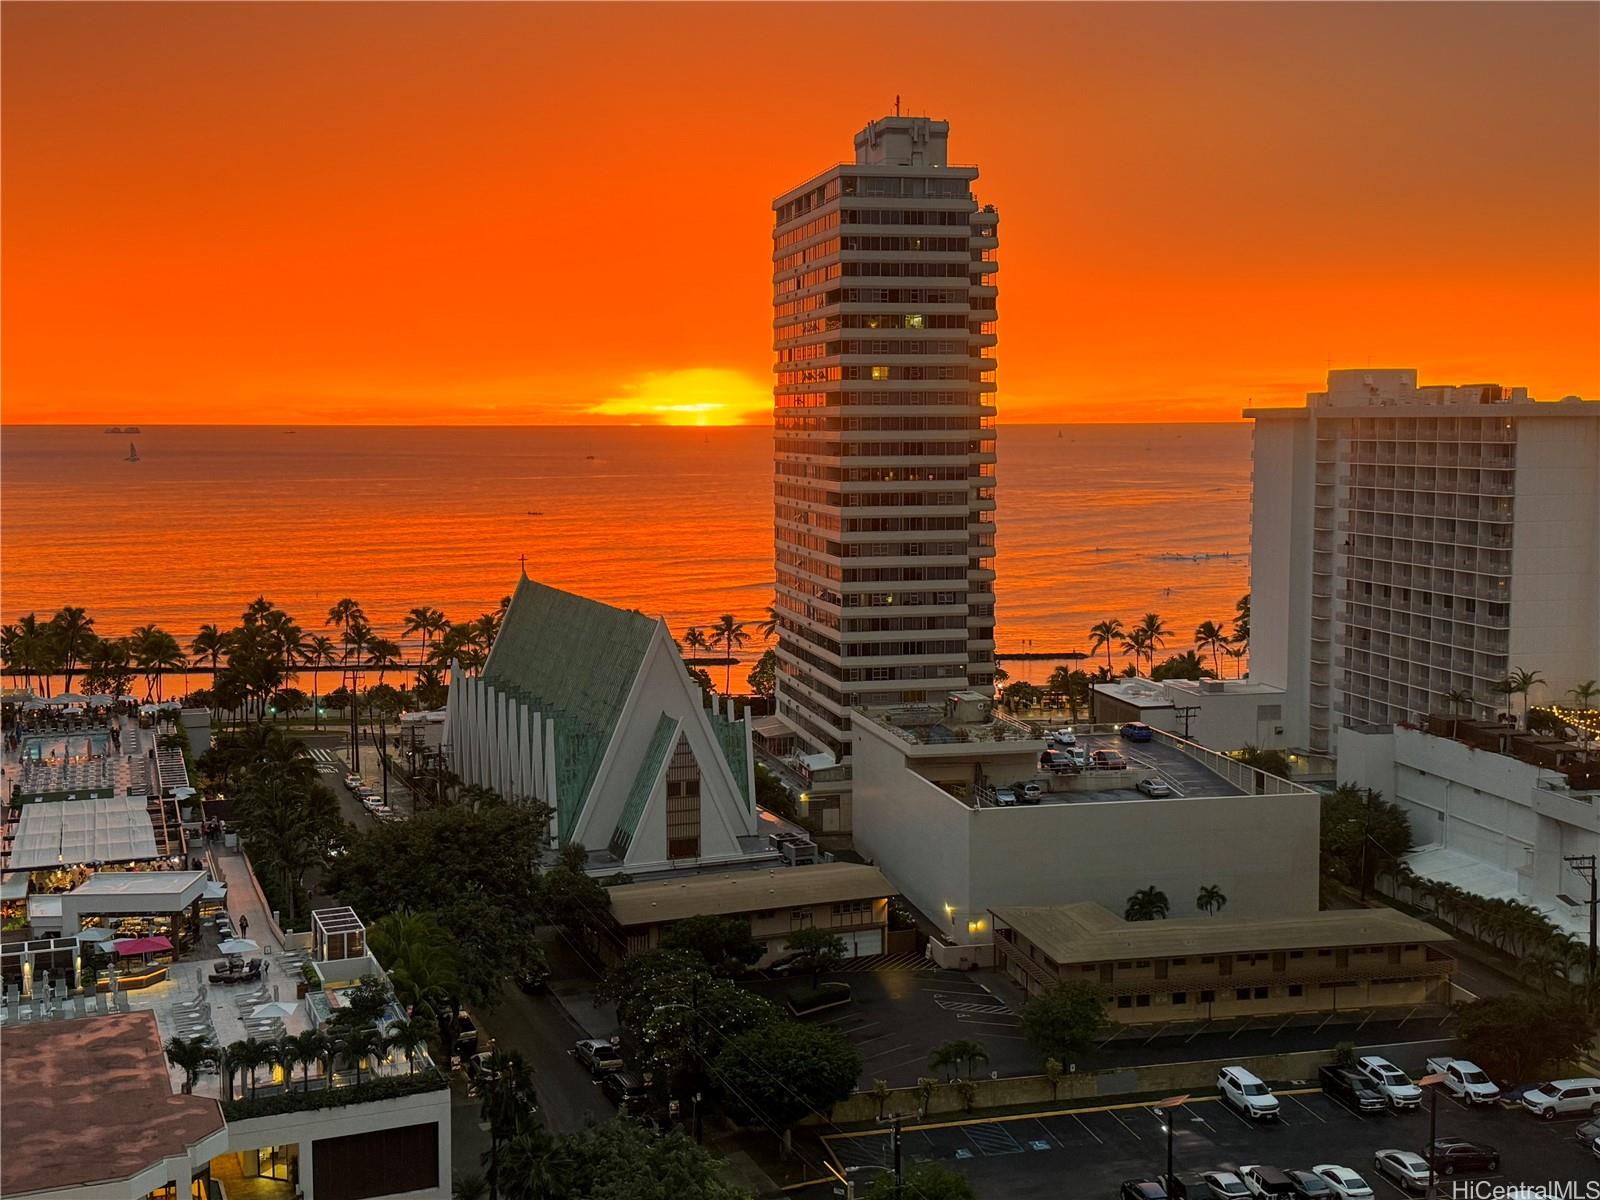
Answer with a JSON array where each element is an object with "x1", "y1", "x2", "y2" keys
[{"x1": 3, "y1": 2, "x2": 1596, "y2": 426}]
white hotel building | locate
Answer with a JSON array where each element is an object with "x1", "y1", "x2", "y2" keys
[
  {"x1": 1247, "y1": 369, "x2": 1598, "y2": 755},
  {"x1": 769, "y1": 115, "x2": 1000, "y2": 787}
]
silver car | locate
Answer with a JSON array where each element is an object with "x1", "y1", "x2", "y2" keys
[{"x1": 1199, "y1": 1171, "x2": 1250, "y2": 1199}]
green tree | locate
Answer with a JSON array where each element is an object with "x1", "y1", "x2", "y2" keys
[
  {"x1": 1570, "y1": 680, "x2": 1599, "y2": 711},
  {"x1": 1320, "y1": 784, "x2": 1414, "y2": 894},
  {"x1": 999, "y1": 681, "x2": 1043, "y2": 713},
  {"x1": 1457, "y1": 995, "x2": 1594, "y2": 1082},
  {"x1": 50, "y1": 605, "x2": 97, "y2": 690},
  {"x1": 492, "y1": 1119, "x2": 745, "y2": 1200},
  {"x1": 1502, "y1": 667, "x2": 1546, "y2": 728},
  {"x1": 1193, "y1": 620, "x2": 1229, "y2": 677},
  {"x1": 713, "y1": 1020, "x2": 862, "y2": 1152},
  {"x1": 710, "y1": 613, "x2": 749, "y2": 694},
  {"x1": 81, "y1": 637, "x2": 136, "y2": 696},
  {"x1": 1020, "y1": 980, "x2": 1107, "y2": 1063},
  {"x1": 1196, "y1": 884, "x2": 1227, "y2": 915},
  {"x1": 1233, "y1": 744, "x2": 1292, "y2": 778},
  {"x1": 660, "y1": 914, "x2": 764, "y2": 976},
  {"x1": 680, "y1": 626, "x2": 709, "y2": 662},
  {"x1": 1151, "y1": 650, "x2": 1215, "y2": 681},
  {"x1": 747, "y1": 648, "x2": 777, "y2": 701},
  {"x1": 1088, "y1": 619, "x2": 1125, "y2": 674},
  {"x1": 1232, "y1": 593, "x2": 1250, "y2": 648},
  {"x1": 863, "y1": 1162, "x2": 976, "y2": 1200},
  {"x1": 164, "y1": 1035, "x2": 218, "y2": 1094},
  {"x1": 928, "y1": 1038, "x2": 989, "y2": 1082},
  {"x1": 1124, "y1": 885, "x2": 1170, "y2": 921},
  {"x1": 368, "y1": 910, "x2": 462, "y2": 1028},
  {"x1": 327, "y1": 805, "x2": 547, "y2": 1005},
  {"x1": 781, "y1": 926, "x2": 847, "y2": 988}
]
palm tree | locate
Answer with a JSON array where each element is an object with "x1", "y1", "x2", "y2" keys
[
  {"x1": 339, "y1": 1025, "x2": 386, "y2": 1087},
  {"x1": 1088, "y1": 619, "x2": 1125, "y2": 673},
  {"x1": 1569, "y1": 680, "x2": 1599, "y2": 712},
  {"x1": 1125, "y1": 885, "x2": 1170, "y2": 921},
  {"x1": 1137, "y1": 613, "x2": 1169, "y2": 669},
  {"x1": 403, "y1": 607, "x2": 450, "y2": 674},
  {"x1": 301, "y1": 635, "x2": 337, "y2": 730},
  {"x1": 367, "y1": 636, "x2": 402, "y2": 686},
  {"x1": 1194, "y1": 621, "x2": 1229, "y2": 678},
  {"x1": 234, "y1": 1037, "x2": 271, "y2": 1099},
  {"x1": 191, "y1": 623, "x2": 228, "y2": 693},
  {"x1": 130, "y1": 625, "x2": 185, "y2": 701},
  {"x1": 50, "y1": 605, "x2": 97, "y2": 690},
  {"x1": 6, "y1": 613, "x2": 55, "y2": 696},
  {"x1": 479, "y1": 1049, "x2": 537, "y2": 1196},
  {"x1": 1196, "y1": 884, "x2": 1227, "y2": 916},
  {"x1": 1232, "y1": 593, "x2": 1250, "y2": 650},
  {"x1": 1224, "y1": 642, "x2": 1247, "y2": 679},
  {"x1": 1502, "y1": 668, "x2": 1546, "y2": 728},
  {"x1": 1120, "y1": 628, "x2": 1151, "y2": 675},
  {"x1": 289, "y1": 1029, "x2": 326, "y2": 1092},
  {"x1": 386, "y1": 1018, "x2": 430, "y2": 1076},
  {"x1": 164, "y1": 1035, "x2": 218, "y2": 1094},
  {"x1": 681, "y1": 626, "x2": 709, "y2": 664},
  {"x1": 326, "y1": 598, "x2": 367, "y2": 704},
  {"x1": 756, "y1": 605, "x2": 780, "y2": 642},
  {"x1": 710, "y1": 614, "x2": 748, "y2": 695},
  {"x1": 1441, "y1": 688, "x2": 1474, "y2": 716}
]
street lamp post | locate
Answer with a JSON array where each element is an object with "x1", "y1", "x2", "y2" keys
[
  {"x1": 1419, "y1": 1072, "x2": 1445, "y2": 1200},
  {"x1": 1152, "y1": 1093, "x2": 1189, "y2": 1195}
]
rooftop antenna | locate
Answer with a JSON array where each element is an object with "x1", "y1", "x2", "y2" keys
[{"x1": 895, "y1": 94, "x2": 901, "y2": 117}]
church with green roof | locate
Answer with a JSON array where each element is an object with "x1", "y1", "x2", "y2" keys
[{"x1": 444, "y1": 574, "x2": 761, "y2": 869}]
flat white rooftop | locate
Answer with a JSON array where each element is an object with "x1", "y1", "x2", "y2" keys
[{"x1": 70, "y1": 870, "x2": 206, "y2": 899}]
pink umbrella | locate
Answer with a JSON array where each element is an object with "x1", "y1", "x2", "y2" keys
[{"x1": 113, "y1": 935, "x2": 174, "y2": 957}]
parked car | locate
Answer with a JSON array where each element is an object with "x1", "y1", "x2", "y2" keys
[
  {"x1": 1357, "y1": 1056, "x2": 1423, "y2": 1109},
  {"x1": 1520, "y1": 1077, "x2": 1600, "y2": 1119},
  {"x1": 1284, "y1": 1171, "x2": 1333, "y2": 1198},
  {"x1": 1575, "y1": 1116, "x2": 1600, "y2": 1145},
  {"x1": 1120, "y1": 721, "x2": 1154, "y2": 742},
  {"x1": 1239, "y1": 1165, "x2": 1295, "y2": 1197},
  {"x1": 1048, "y1": 729, "x2": 1078, "y2": 746},
  {"x1": 1041, "y1": 753, "x2": 1079, "y2": 775},
  {"x1": 516, "y1": 963, "x2": 550, "y2": 994},
  {"x1": 600, "y1": 1069, "x2": 650, "y2": 1111},
  {"x1": 1199, "y1": 1172, "x2": 1251, "y2": 1199},
  {"x1": 1091, "y1": 749, "x2": 1129, "y2": 770},
  {"x1": 1218, "y1": 1066, "x2": 1280, "y2": 1121},
  {"x1": 1372, "y1": 1150, "x2": 1430, "y2": 1193},
  {"x1": 1119, "y1": 1182, "x2": 1169, "y2": 1200},
  {"x1": 1425, "y1": 1056, "x2": 1501, "y2": 1104},
  {"x1": 1591, "y1": 1134, "x2": 1600, "y2": 1162},
  {"x1": 1020, "y1": 781, "x2": 1044, "y2": 802},
  {"x1": 1319, "y1": 1064, "x2": 1388, "y2": 1114},
  {"x1": 572, "y1": 1038, "x2": 624, "y2": 1076},
  {"x1": 1136, "y1": 777, "x2": 1173, "y2": 797},
  {"x1": 1309, "y1": 1165, "x2": 1374, "y2": 1199},
  {"x1": 1423, "y1": 1138, "x2": 1500, "y2": 1175},
  {"x1": 992, "y1": 787, "x2": 1018, "y2": 807}
]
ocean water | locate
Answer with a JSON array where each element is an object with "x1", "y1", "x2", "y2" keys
[{"x1": 0, "y1": 424, "x2": 1251, "y2": 679}]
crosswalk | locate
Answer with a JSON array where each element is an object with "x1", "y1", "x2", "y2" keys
[
  {"x1": 962, "y1": 1122, "x2": 1025, "y2": 1156},
  {"x1": 310, "y1": 748, "x2": 340, "y2": 764}
]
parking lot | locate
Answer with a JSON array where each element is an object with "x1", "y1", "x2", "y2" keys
[
  {"x1": 753, "y1": 963, "x2": 1459, "y2": 1090},
  {"x1": 992, "y1": 730, "x2": 1245, "y2": 806},
  {"x1": 823, "y1": 1088, "x2": 1600, "y2": 1198}
]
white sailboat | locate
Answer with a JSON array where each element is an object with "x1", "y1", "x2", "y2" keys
[{"x1": 124, "y1": 441, "x2": 140, "y2": 463}]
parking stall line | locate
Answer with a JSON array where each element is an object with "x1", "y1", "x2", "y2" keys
[
  {"x1": 1104, "y1": 1109, "x2": 1143, "y2": 1140},
  {"x1": 1213, "y1": 1099, "x2": 1255, "y2": 1130},
  {"x1": 1071, "y1": 1114, "x2": 1104, "y2": 1144},
  {"x1": 1287, "y1": 1094, "x2": 1326, "y2": 1123},
  {"x1": 859, "y1": 1043, "x2": 914, "y2": 1063},
  {"x1": 1176, "y1": 1103, "x2": 1213, "y2": 1131}
]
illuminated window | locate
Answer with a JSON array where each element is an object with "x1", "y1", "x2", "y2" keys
[
  {"x1": 905, "y1": 313, "x2": 925, "y2": 329},
  {"x1": 870, "y1": 366, "x2": 890, "y2": 381}
]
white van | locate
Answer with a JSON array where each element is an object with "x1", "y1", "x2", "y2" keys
[
  {"x1": 1521, "y1": 1078, "x2": 1600, "y2": 1120},
  {"x1": 1217, "y1": 1065, "x2": 1280, "y2": 1121}
]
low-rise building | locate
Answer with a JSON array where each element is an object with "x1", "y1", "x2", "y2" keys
[
  {"x1": 1090, "y1": 676, "x2": 1292, "y2": 754},
  {"x1": 601, "y1": 861, "x2": 895, "y2": 965},
  {"x1": 850, "y1": 693, "x2": 1322, "y2": 958},
  {"x1": 1339, "y1": 716, "x2": 1600, "y2": 937},
  {"x1": 990, "y1": 902, "x2": 1454, "y2": 1021}
]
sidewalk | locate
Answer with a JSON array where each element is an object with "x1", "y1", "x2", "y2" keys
[{"x1": 209, "y1": 843, "x2": 290, "y2": 954}]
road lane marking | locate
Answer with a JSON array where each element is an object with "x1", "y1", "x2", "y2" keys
[
  {"x1": 1105, "y1": 1109, "x2": 1143, "y2": 1140},
  {"x1": 1287, "y1": 1094, "x2": 1326, "y2": 1123},
  {"x1": 1071, "y1": 1114, "x2": 1104, "y2": 1144}
]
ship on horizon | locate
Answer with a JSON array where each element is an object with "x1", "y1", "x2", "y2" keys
[{"x1": 124, "y1": 442, "x2": 140, "y2": 463}]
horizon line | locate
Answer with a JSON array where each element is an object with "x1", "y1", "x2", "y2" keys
[{"x1": 1, "y1": 418, "x2": 1256, "y2": 429}]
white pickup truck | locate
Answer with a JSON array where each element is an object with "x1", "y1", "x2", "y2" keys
[{"x1": 1425, "y1": 1056, "x2": 1502, "y2": 1104}]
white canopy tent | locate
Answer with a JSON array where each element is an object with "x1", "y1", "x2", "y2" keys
[{"x1": 6, "y1": 796, "x2": 159, "y2": 869}]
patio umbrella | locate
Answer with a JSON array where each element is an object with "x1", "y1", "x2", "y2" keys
[
  {"x1": 75, "y1": 927, "x2": 116, "y2": 943},
  {"x1": 1, "y1": 688, "x2": 37, "y2": 702},
  {"x1": 250, "y1": 1000, "x2": 299, "y2": 1021},
  {"x1": 86, "y1": 696, "x2": 114, "y2": 708},
  {"x1": 116, "y1": 694, "x2": 138, "y2": 703},
  {"x1": 21, "y1": 698, "x2": 49, "y2": 710},
  {"x1": 138, "y1": 703, "x2": 159, "y2": 714},
  {"x1": 55, "y1": 692, "x2": 89, "y2": 705},
  {"x1": 217, "y1": 937, "x2": 259, "y2": 956}
]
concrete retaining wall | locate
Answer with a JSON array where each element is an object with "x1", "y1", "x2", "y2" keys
[{"x1": 813, "y1": 1038, "x2": 1454, "y2": 1125}]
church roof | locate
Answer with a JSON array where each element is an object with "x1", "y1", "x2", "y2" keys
[{"x1": 482, "y1": 575, "x2": 656, "y2": 830}]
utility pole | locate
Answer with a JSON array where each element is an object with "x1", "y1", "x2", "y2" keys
[
  {"x1": 1563, "y1": 854, "x2": 1597, "y2": 989},
  {"x1": 1420, "y1": 1071, "x2": 1445, "y2": 1200},
  {"x1": 1152, "y1": 1093, "x2": 1188, "y2": 1194},
  {"x1": 877, "y1": 1112, "x2": 903, "y2": 1192},
  {"x1": 1173, "y1": 705, "x2": 1200, "y2": 739}
]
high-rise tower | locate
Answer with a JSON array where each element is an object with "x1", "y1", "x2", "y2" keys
[{"x1": 770, "y1": 116, "x2": 999, "y2": 773}]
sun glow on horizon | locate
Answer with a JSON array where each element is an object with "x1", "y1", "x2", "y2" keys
[{"x1": 586, "y1": 367, "x2": 770, "y2": 426}]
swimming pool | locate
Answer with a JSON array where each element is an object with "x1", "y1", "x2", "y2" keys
[{"x1": 21, "y1": 733, "x2": 109, "y2": 762}]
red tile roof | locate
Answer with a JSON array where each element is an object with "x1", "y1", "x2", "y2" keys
[{"x1": 1, "y1": 1011, "x2": 225, "y2": 1197}]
